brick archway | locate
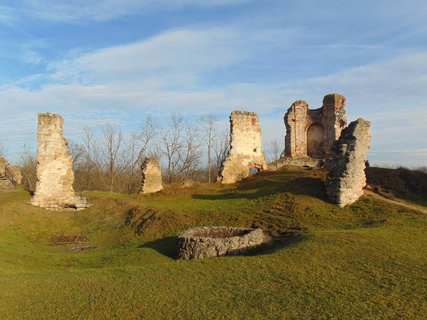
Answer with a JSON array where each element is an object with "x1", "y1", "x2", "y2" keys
[{"x1": 307, "y1": 123, "x2": 325, "y2": 158}]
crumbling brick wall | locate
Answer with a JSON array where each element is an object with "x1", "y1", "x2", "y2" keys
[
  {"x1": 284, "y1": 93, "x2": 347, "y2": 159},
  {"x1": 31, "y1": 113, "x2": 86, "y2": 210},
  {"x1": 218, "y1": 111, "x2": 268, "y2": 184},
  {"x1": 139, "y1": 157, "x2": 163, "y2": 194},
  {"x1": 326, "y1": 118, "x2": 371, "y2": 207}
]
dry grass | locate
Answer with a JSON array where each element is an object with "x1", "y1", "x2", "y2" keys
[{"x1": 0, "y1": 167, "x2": 426, "y2": 319}]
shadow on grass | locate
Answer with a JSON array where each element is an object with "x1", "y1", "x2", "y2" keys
[
  {"x1": 192, "y1": 176, "x2": 327, "y2": 201},
  {"x1": 139, "y1": 236, "x2": 177, "y2": 259},
  {"x1": 246, "y1": 234, "x2": 309, "y2": 257}
]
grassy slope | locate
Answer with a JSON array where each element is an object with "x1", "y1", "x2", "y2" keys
[{"x1": 0, "y1": 167, "x2": 425, "y2": 319}]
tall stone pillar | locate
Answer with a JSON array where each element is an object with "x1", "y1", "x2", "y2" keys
[
  {"x1": 326, "y1": 118, "x2": 371, "y2": 207},
  {"x1": 218, "y1": 111, "x2": 268, "y2": 184},
  {"x1": 31, "y1": 113, "x2": 87, "y2": 210},
  {"x1": 139, "y1": 157, "x2": 163, "y2": 194},
  {"x1": 284, "y1": 100, "x2": 310, "y2": 157},
  {"x1": 322, "y1": 94, "x2": 347, "y2": 157}
]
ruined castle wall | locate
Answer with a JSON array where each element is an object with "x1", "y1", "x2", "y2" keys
[
  {"x1": 140, "y1": 157, "x2": 163, "y2": 194},
  {"x1": 218, "y1": 111, "x2": 268, "y2": 184},
  {"x1": 0, "y1": 158, "x2": 6, "y2": 178},
  {"x1": 322, "y1": 94, "x2": 347, "y2": 157},
  {"x1": 284, "y1": 94, "x2": 347, "y2": 160},
  {"x1": 31, "y1": 113, "x2": 86, "y2": 210},
  {"x1": 326, "y1": 118, "x2": 371, "y2": 207},
  {"x1": 284, "y1": 100, "x2": 310, "y2": 157}
]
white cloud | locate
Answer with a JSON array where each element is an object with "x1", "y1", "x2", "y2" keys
[
  {"x1": 22, "y1": 49, "x2": 43, "y2": 65},
  {"x1": 1, "y1": 24, "x2": 426, "y2": 166},
  {"x1": 47, "y1": 27, "x2": 242, "y2": 86},
  {"x1": 303, "y1": 51, "x2": 427, "y2": 113}
]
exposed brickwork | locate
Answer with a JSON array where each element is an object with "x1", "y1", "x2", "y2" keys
[
  {"x1": 139, "y1": 157, "x2": 163, "y2": 194},
  {"x1": 326, "y1": 118, "x2": 371, "y2": 207},
  {"x1": 284, "y1": 94, "x2": 347, "y2": 159},
  {"x1": 177, "y1": 226, "x2": 266, "y2": 260},
  {"x1": 218, "y1": 111, "x2": 268, "y2": 184},
  {"x1": 31, "y1": 113, "x2": 87, "y2": 210}
]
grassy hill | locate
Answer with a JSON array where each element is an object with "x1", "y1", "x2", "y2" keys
[{"x1": 0, "y1": 167, "x2": 426, "y2": 319}]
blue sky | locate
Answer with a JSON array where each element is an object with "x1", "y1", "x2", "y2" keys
[{"x1": 0, "y1": 0, "x2": 426, "y2": 166}]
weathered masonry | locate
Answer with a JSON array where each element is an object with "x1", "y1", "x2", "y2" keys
[
  {"x1": 31, "y1": 113, "x2": 87, "y2": 210},
  {"x1": 218, "y1": 111, "x2": 268, "y2": 184},
  {"x1": 284, "y1": 94, "x2": 347, "y2": 159},
  {"x1": 0, "y1": 157, "x2": 21, "y2": 187},
  {"x1": 139, "y1": 157, "x2": 163, "y2": 194},
  {"x1": 326, "y1": 118, "x2": 371, "y2": 207}
]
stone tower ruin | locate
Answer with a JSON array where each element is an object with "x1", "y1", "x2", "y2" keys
[
  {"x1": 139, "y1": 157, "x2": 163, "y2": 194},
  {"x1": 326, "y1": 118, "x2": 371, "y2": 207},
  {"x1": 284, "y1": 93, "x2": 347, "y2": 159},
  {"x1": 31, "y1": 113, "x2": 87, "y2": 210},
  {"x1": 218, "y1": 111, "x2": 268, "y2": 184}
]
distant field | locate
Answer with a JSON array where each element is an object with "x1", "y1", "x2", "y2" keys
[{"x1": 0, "y1": 167, "x2": 426, "y2": 319}]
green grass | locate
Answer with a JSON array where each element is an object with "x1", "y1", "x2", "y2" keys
[{"x1": 0, "y1": 167, "x2": 426, "y2": 319}]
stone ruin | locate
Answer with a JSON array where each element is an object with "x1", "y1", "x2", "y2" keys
[
  {"x1": 0, "y1": 157, "x2": 21, "y2": 187},
  {"x1": 218, "y1": 111, "x2": 268, "y2": 184},
  {"x1": 139, "y1": 157, "x2": 163, "y2": 194},
  {"x1": 283, "y1": 93, "x2": 347, "y2": 160},
  {"x1": 31, "y1": 113, "x2": 87, "y2": 210},
  {"x1": 177, "y1": 226, "x2": 267, "y2": 260},
  {"x1": 326, "y1": 118, "x2": 371, "y2": 207}
]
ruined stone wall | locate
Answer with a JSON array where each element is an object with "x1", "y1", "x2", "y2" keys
[
  {"x1": 0, "y1": 158, "x2": 7, "y2": 179},
  {"x1": 218, "y1": 111, "x2": 268, "y2": 184},
  {"x1": 284, "y1": 93, "x2": 347, "y2": 159},
  {"x1": 0, "y1": 157, "x2": 21, "y2": 185},
  {"x1": 31, "y1": 113, "x2": 86, "y2": 210},
  {"x1": 326, "y1": 118, "x2": 371, "y2": 207},
  {"x1": 139, "y1": 157, "x2": 163, "y2": 194}
]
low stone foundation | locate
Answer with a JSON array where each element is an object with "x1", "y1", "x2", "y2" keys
[
  {"x1": 177, "y1": 226, "x2": 267, "y2": 260},
  {"x1": 269, "y1": 157, "x2": 325, "y2": 170}
]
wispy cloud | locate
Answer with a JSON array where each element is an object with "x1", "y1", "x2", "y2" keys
[
  {"x1": 0, "y1": 18, "x2": 426, "y2": 167},
  {"x1": 16, "y1": 0, "x2": 253, "y2": 23}
]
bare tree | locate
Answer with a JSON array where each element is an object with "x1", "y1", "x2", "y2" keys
[
  {"x1": 177, "y1": 121, "x2": 202, "y2": 181},
  {"x1": 267, "y1": 139, "x2": 281, "y2": 163},
  {"x1": 213, "y1": 126, "x2": 230, "y2": 169},
  {"x1": 18, "y1": 145, "x2": 37, "y2": 192},
  {"x1": 0, "y1": 141, "x2": 5, "y2": 158},
  {"x1": 200, "y1": 114, "x2": 218, "y2": 182},
  {"x1": 159, "y1": 114, "x2": 184, "y2": 183},
  {"x1": 68, "y1": 140, "x2": 85, "y2": 167}
]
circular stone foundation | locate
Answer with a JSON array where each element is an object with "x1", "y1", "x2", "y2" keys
[{"x1": 177, "y1": 226, "x2": 267, "y2": 260}]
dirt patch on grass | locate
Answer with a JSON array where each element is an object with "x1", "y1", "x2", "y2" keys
[
  {"x1": 69, "y1": 245, "x2": 97, "y2": 251},
  {"x1": 51, "y1": 234, "x2": 88, "y2": 246}
]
